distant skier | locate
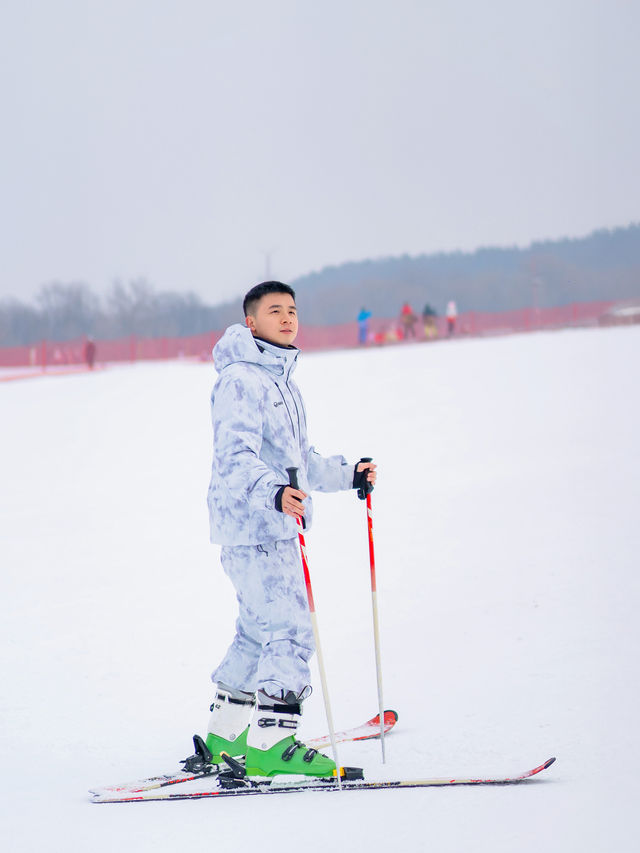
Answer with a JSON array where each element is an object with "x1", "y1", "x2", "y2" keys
[
  {"x1": 400, "y1": 301, "x2": 417, "y2": 338},
  {"x1": 204, "y1": 281, "x2": 377, "y2": 779},
  {"x1": 422, "y1": 304, "x2": 438, "y2": 339},
  {"x1": 357, "y1": 307, "x2": 372, "y2": 345},
  {"x1": 446, "y1": 300, "x2": 458, "y2": 336},
  {"x1": 84, "y1": 337, "x2": 96, "y2": 370}
]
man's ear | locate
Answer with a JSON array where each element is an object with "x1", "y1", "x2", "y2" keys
[{"x1": 245, "y1": 315, "x2": 256, "y2": 333}]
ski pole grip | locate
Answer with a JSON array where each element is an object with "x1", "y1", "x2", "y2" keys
[
  {"x1": 286, "y1": 467, "x2": 300, "y2": 490},
  {"x1": 286, "y1": 467, "x2": 307, "y2": 529},
  {"x1": 356, "y1": 457, "x2": 374, "y2": 500}
]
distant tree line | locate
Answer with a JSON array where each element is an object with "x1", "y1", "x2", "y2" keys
[
  {"x1": 197, "y1": 224, "x2": 640, "y2": 327},
  {"x1": 2, "y1": 224, "x2": 639, "y2": 346},
  {"x1": 0, "y1": 279, "x2": 233, "y2": 347},
  {"x1": 290, "y1": 223, "x2": 640, "y2": 324}
]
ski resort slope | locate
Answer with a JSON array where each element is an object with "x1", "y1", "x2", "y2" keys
[{"x1": 1, "y1": 325, "x2": 638, "y2": 852}]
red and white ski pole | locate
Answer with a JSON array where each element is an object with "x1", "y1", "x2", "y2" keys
[
  {"x1": 357, "y1": 457, "x2": 387, "y2": 763},
  {"x1": 286, "y1": 467, "x2": 343, "y2": 789}
]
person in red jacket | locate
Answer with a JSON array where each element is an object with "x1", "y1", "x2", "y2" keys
[{"x1": 400, "y1": 301, "x2": 417, "y2": 338}]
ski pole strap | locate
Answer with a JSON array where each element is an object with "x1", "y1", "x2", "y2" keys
[{"x1": 354, "y1": 456, "x2": 374, "y2": 500}]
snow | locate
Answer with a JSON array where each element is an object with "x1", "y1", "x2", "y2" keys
[{"x1": 1, "y1": 325, "x2": 638, "y2": 851}]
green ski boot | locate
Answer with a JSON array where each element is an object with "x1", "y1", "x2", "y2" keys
[
  {"x1": 205, "y1": 726, "x2": 249, "y2": 763},
  {"x1": 245, "y1": 735, "x2": 336, "y2": 778},
  {"x1": 245, "y1": 691, "x2": 339, "y2": 779},
  {"x1": 204, "y1": 684, "x2": 255, "y2": 763}
]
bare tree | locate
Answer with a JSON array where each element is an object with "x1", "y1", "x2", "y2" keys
[
  {"x1": 105, "y1": 278, "x2": 157, "y2": 337},
  {"x1": 36, "y1": 281, "x2": 101, "y2": 341},
  {"x1": 0, "y1": 299, "x2": 44, "y2": 346}
]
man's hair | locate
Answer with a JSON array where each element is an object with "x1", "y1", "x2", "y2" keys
[{"x1": 243, "y1": 281, "x2": 296, "y2": 317}]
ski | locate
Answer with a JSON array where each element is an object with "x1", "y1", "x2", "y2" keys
[
  {"x1": 89, "y1": 709, "x2": 398, "y2": 798},
  {"x1": 306, "y1": 708, "x2": 398, "y2": 750},
  {"x1": 91, "y1": 757, "x2": 556, "y2": 803}
]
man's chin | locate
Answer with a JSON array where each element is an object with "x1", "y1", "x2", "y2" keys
[{"x1": 252, "y1": 331, "x2": 297, "y2": 347}]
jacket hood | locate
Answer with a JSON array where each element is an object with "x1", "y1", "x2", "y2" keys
[{"x1": 213, "y1": 324, "x2": 299, "y2": 375}]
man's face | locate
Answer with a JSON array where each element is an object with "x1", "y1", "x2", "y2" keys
[{"x1": 246, "y1": 292, "x2": 298, "y2": 346}]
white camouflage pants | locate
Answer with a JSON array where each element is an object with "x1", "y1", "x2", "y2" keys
[{"x1": 211, "y1": 537, "x2": 314, "y2": 697}]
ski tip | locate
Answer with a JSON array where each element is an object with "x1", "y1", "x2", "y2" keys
[
  {"x1": 369, "y1": 710, "x2": 398, "y2": 728},
  {"x1": 543, "y1": 757, "x2": 556, "y2": 770}
]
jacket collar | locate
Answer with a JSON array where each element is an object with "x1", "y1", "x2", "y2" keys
[{"x1": 253, "y1": 336, "x2": 299, "y2": 377}]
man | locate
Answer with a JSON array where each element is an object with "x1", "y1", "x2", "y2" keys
[{"x1": 204, "y1": 281, "x2": 376, "y2": 778}]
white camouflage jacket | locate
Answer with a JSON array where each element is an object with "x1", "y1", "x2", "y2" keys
[{"x1": 207, "y1": 324, "x2": 354, "y2": 546}]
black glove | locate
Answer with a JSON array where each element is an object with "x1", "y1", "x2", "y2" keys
[
  {"x1": 274, "y1": 485, "x2": 287, "y2": 512},
  {"x1": 353, "y1": 456, "x2": 374, "y2": 500},
  {"x1": 275, "y1": 485, "x2": 306, "y2": 527}
]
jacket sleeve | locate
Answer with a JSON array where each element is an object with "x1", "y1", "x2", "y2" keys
[
  {"x1": 211, "y1": 371, "x2": 281, "y2": 510},
  {"x1": 306, "y1": 446, "x2": 354, "y2": 492}
]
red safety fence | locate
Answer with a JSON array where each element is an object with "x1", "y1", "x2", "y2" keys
[{"x1": 0, "y1": 300, "x2": 621, "y2": 372}]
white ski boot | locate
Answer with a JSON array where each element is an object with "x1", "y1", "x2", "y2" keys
[{"x1": 204, "y1": 683, "x2": 255, "y2": 763}]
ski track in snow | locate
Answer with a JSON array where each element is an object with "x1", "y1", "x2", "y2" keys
[{"x1": 1, "y1": 326, "x2": 638, "y2": 851}]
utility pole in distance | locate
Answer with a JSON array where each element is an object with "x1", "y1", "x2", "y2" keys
[{"x1": 260, "y1": 248, "x2": 276, "y2": 280}]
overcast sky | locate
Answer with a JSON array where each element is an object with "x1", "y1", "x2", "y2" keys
[{"x1": 1, "y1": 0, "x2": 638, "y2": 307}]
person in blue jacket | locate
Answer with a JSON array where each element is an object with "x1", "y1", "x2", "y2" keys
[
  {"x1": 357, "y1": 307, "x2": 372, "y2": 344},
  {"x1": 204, "y1": 281, "x2": 376, "y2": 779}
]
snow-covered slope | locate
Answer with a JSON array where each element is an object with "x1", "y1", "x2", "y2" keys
[{"x1": 1, "y1": 326, "x2": 638, "y2": 851}]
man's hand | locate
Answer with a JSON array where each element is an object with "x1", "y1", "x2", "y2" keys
[
  {"x1": 353, "y1": 459, "x2": 377, "y2": 499},
  {"x1": 280, "y1": 486, "x2": 308, "y2": 519},
  {"x1": 355, "y1": 460, "x2": 377, "y2": 486}
]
